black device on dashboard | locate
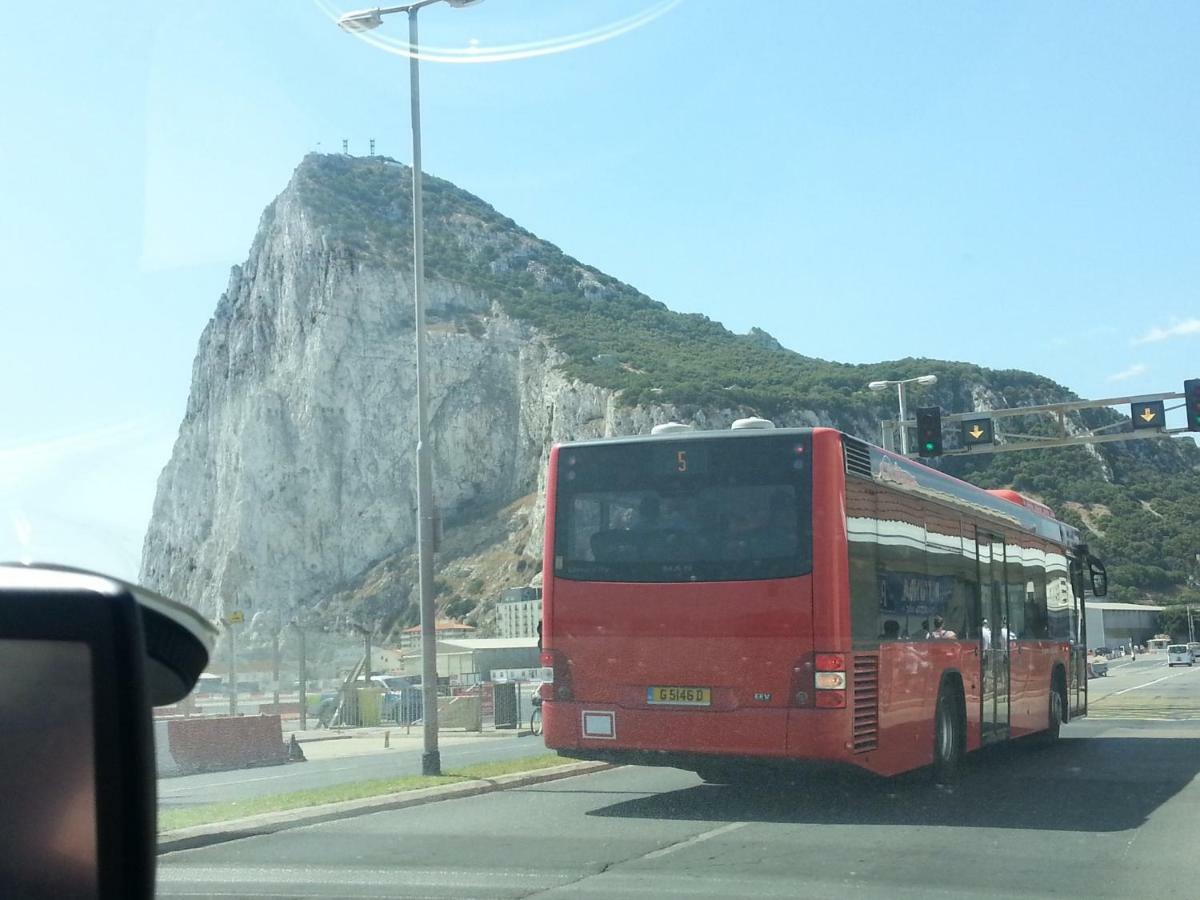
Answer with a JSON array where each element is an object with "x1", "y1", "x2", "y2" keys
[{"x1": 0, "y1": 564, "x2": 216, "y2": 899}]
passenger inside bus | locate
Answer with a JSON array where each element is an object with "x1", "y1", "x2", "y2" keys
[{"x1": 930, "y1": 615, "x2": 957, "y2": 639}]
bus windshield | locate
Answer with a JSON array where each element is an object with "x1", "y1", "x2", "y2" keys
[{"x1": 553, "y1": 434, "x2": 812, "y2": 583}]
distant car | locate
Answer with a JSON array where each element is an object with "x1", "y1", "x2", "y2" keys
[
  {"x1": 1188, "y1": 642, "x2": 1200, "y2": 659},
  {"x1": 1089, "y1": 655, "x2": 1109, "y2": 677},
  {"x1": 1167, "y1": 645, "x2": 1194, "y2": 667}
]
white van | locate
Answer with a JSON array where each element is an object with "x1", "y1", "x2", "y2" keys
[{"x1": 1166, "y1": 645, "x2": 1194, "y2": 667}]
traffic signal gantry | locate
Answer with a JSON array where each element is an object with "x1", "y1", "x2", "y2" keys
[{"x1": 884, "y1": 382, "x2": 1198, "y2": 459}]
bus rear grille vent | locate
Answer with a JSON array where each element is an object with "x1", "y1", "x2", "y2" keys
[
  {"x1": 843, "y1": 437, "x2": 872, "y2": 479},
  {"x1": 852, "y1": 654, "x2": 879, "y2": 753}
]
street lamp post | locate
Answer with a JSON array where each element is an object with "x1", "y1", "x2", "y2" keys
[
  {"x1": 337, "y1": 0, "x2": 485, "y2": 776},
  {"x1": 868, "y1": 374, "x2": 938, "y2": 455}
]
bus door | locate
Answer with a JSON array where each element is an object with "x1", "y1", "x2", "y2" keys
[
  {"x1": 1068, "y1": 554, "x2": 1088, "y2": 718},
  {"x1": 978, "y1": 531, "x2": 1009, "y2": 743}
]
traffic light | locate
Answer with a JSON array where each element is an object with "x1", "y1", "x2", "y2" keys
[
  {"x1": 1185, "y1": 379, "x2": 1200, "y2": 432},
  {"x1": 915, "y1": 406, "x2": 943, "y2": 457}
]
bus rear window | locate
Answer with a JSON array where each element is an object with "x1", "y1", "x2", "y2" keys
[{"x1": 553, "y1": 434, "x2": 812, "y2": 583}]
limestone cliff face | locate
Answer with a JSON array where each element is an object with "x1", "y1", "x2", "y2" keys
[{"x1": 139, "y1": 156, "x2": 800, "y2": 622}]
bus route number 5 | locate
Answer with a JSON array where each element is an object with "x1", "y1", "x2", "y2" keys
[{"x1": 676, "y1": 450, "x2": 688, "y2": 473}]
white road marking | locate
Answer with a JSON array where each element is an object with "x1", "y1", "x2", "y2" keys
[
  {"x1": 640, "y1": 821, "x2": 747, "y2": 860},
  {"x1": 1111, "y1": 667, "x2": 1199, "y2": 696}
]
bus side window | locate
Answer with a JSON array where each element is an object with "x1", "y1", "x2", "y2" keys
[
  {"x1": 1046, "y1": 553, "x2": 1073, "y2": 640},
  {"x1": 960, "y1": 526, "x2": 980, "y2": 640},
  {"x1": 1025, "y1": 552, "x2": 1049, "y2": 639}
]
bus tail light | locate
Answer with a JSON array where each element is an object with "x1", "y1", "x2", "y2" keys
[
  {"x1": 814, "y1": 651, "x2": 847, "y2": 709},
  {"x1": 540, "y1": 649, "x2": 572, "y2": 701},
  {"x1": 815, "y1": 690, "x2": 847, "y2": 709},
  {"x1": 814, "y1": 671, "x2": 846, "y2": 690},
  {"x1": 814, "y1": 653, "x2": 845, "y2": 672}
]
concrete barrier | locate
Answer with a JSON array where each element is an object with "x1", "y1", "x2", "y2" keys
[
  {"x1": 438, "y1": 695, "x2": 482, "y2": 731},
  {"x1": 154, "y1": 720, "x2": 182, "y2": 777},
  {"x1": 256, "y1": 702, "x2": 302, "y2": 717},
  {"x1": 166, "y1": 715, "x2": 288, "y2": 775}
]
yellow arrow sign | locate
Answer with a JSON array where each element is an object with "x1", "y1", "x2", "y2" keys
[
  {"x1": 968, "y1": 425, "x2": 984, "y2": 439},
  {"x1": 228, "y1": 611, "x2": 244, "y2": 625},
  {"x1": 1140, "y1": 408, "x2": 1157, "y2": 422}
]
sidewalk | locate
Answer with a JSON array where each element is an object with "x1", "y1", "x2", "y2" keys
[{"x1": 291, "y1": 725, "x2": 539, "y2": 761}]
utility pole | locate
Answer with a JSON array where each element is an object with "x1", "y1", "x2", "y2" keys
[
  {"x1": 364, "y1": 626, "x2": 373, "y2": 684},
  {"x1": 226, "y1": 620, "x2": 238, "y2": 716},
  {"x1": 296, "y1": 622, "x2": 308, "y2": 730},
  {"x1": 271, "y1": 620, "x2": 281, "y2": 713}
]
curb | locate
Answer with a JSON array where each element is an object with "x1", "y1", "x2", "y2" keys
[
  {"x1": 157, "y1": 760, "x2": 612, "y2": 854},
  {"x1": 292, "y1": 728, "x2": 535, "y2": 744}
]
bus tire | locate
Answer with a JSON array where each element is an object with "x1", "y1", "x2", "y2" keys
[
  {"x1": 1041, "y1": 670, "x2": 1066, "y2": 745},
  {"x1": 932, "y1": 681, "x2": 964, "y2": 785},
  {"x1": 695, "y1": 764, "x2": 750, "y2": 785}
]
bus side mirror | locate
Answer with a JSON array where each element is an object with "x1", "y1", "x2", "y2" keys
[
  {"x1": 0, "y1": 565, "x2": 216, "y2": 899},
  {"x1": 1089, "y1": 559, "x2": 1108, "y2": 597}
]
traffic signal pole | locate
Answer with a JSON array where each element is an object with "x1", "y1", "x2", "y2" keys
[{"x1": 885, "y1": 387, "x2": 1196, "y2": 459}]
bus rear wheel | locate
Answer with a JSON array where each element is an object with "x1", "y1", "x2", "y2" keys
[
  {"x1": 695, "y1": 764, "x2": 751, "y2": 785},
  {"x1": 932, "y1": 683, "x2": 964, "y2": 785},
  {"x1": 1042, "y1": 675, "x2": 1065, "y2": 745}
]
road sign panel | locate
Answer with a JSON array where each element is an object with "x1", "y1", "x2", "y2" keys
[
  {"x1": 228, "y1": 611, "x2": 244, "y2": 624},
  {"x1": 1130, "y1": 400, "x2": 1165, "y2": 430},
  {"x1": 960, "y1": 418, "x2": 994, "y2": 446}
]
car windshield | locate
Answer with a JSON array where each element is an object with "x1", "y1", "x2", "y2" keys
[{"x1": 6, "y1": 2, "x2": 1200, "y2": 897}]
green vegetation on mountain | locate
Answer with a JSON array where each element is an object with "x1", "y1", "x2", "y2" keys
[{"x1": 292, "y1": 154, "x2": 1200, "y2": 606}]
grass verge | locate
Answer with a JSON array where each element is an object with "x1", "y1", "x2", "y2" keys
[{"x1": 160, "y1": 753, "x2": 566, "y2": 832}]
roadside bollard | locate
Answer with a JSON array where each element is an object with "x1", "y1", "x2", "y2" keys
[{"x1": 384, "y1": 729, "x2": 390, "y2": 749}]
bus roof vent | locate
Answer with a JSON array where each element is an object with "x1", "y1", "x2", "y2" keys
[
  {"x1": 843, "y1": 436, "x2": 872, "y2": 479},
  {"x1": 651, "y1": 422, "x2": 694, "y2": 435},
  {"x1": 731, "y1": 417, "x2": 776, "y2": 430}
]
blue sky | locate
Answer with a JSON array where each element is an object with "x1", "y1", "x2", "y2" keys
[{"x1": 2, "y1": 1, "x2": 1198, "y2": 578}]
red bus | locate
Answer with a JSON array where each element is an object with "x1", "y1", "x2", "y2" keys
[{"x1": 539, "y1": 423, "x2": 1107, "y2": 781}]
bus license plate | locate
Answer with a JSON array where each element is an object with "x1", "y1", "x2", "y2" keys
[{"x1": 647, "y1": 686, "x2": 711, "y2": 706}]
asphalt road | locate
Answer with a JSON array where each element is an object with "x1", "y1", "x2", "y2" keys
[
  {"x1": 158, "y1": 734, "x2": 549, "y2": 809},
  {"x1": 157, "y1": 655, "x2": 1200, "y2": 899},
  {"x1": 1085, "y1": 652, "x2": 1200, "y2": 718}
]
